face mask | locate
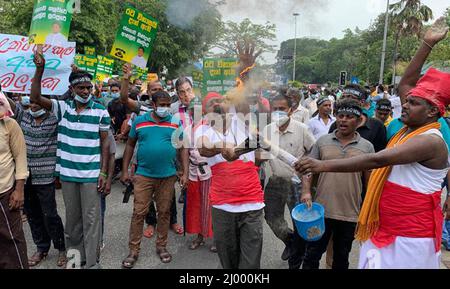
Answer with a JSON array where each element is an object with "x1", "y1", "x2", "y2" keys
[
  {"x1": 155, "y1": 107, "x2": 171, "y2": 118},
  {"x1": 101, "y1": 92, "x2": 109, "y2": 98},
  {"x1": 29, "y1": 109, "x2": 46, "y2": 118},
  {"x1": 74, "y1": 94, "x2": 92, "y2": 104},
  {"x1": 110, "y1": 92, "x2": 120, "y2": 99},
  {"x1": 271, "y1": 111, "x2": 290, "y2": 127}
]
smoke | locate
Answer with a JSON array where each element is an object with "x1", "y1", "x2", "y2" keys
[
  {"x1": 214, "y1": 0, "x2": 330, "y2": 35},
  {"x1": 165, "y1": 0, "x2": 210, "y2": 29}
]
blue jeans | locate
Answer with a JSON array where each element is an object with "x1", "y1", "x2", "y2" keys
[{"x1": 442, "y1": 221, "x2": 450, "y2": 249}]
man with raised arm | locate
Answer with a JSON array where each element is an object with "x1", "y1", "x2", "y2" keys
[
  {"x1": 295, "y1": 19, "x2": 450, "y2": 269},
  {"x1": 30, "y1": 52, "x2": 111, "y2": 269}
]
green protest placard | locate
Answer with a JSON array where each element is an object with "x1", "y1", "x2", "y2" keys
[
  {"x1": 202, "y1": 58, "x2": 238, "y2": 96},
  {"x1": 131, "y1": 66, "x2": 148, "y2": 82},
  {"x1": 192, "y1": 70, "x2": 203, "y2": 97},
  {"x1": 95, "y1": 55, "x2": 115, "y2": 82},
  {"x1": 84, "y1": 46, "x2": 96, "y2": 56},
  {"x1": 110, "y1": 5, "x2": 159, "y2": 69},
  {"x1": 29, "y1": 0, "x2": 74, "y2": 45},
  {"x1": 74, "y1": 54, "x2": 98, "y2": 76}
]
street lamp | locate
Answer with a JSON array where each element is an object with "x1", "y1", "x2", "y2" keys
[
  {"x1": 379, "y1": 0, "x2": 390, "y2": 84},
  {"x1": 293, "y1": 13, "x2": 299, "y2": 82}
]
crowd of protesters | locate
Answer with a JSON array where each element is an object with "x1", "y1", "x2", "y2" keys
[{"x1": 1, "y1": 20, "x2": 450, "y2": 270}]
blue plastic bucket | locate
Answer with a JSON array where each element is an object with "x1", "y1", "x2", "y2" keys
[{"x1": 291, "y1": 203, "x2": 325, "y2": 242}]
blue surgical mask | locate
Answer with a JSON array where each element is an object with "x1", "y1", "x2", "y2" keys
[
  {"x1": 110, "y1": 92, "x2": 120, "y2": 99},
  {"x1": 74, "y1": 94, "x2": 92, "y2": 104},
  {"x1": 29, "y1": 109, "x2": 46, "y2": 118},
  {"x1": 101, "y1": 92, "x2": 109, "y2": 98},
  {"x1": 271, "y1": 111, "x2": 290, "y2": 127},
  {"x1": 155, "y1": 107, "x2": 171, "y2": 118}
]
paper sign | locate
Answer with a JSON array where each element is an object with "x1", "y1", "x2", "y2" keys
[
  {"x1": 74, "y1": 54, "x2": 97, "y2": 75},
  {"x1": 84, "y1": 46, "x2": 96, "y2": 56},
  {"x1": 29, "y1": 0, "x2": 74, "y2": 46},
  {"x1": 202, "y1": 58, "x2": 238, "y2": 96},
  {"x1": 110, "y1": 5, "x2": 159, "y2": 69},
  {"x1": 95, "y1": 55, "x2": 114, "y2": 82},
  {"x1": 0, "y1": 33, "x2": 75, "y2": 95}
]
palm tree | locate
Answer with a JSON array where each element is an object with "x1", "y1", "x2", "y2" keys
[{"x1": 390, "y1": 0, "x2": 433, "y2": 84}]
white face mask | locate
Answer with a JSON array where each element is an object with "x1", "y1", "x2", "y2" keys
[
  {"x1": 271, "y1": 111, "x2": 290, "y2": 127},
  {"x1": 29, "y1": 109, "x2": 46, "y2": 118},
  {"x1": 110, "y1": 92, "x2": 120, "y2": 99},
  {"x1": 155, "y1": 107, "x2": 171, "y2": 118},
  {"x1": 74, "y1": 94, "x2": 92, "y2": 104}
]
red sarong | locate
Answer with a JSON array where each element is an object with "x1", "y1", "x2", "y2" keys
[{"x1": 371, "y1": 181, "x2": 443, "y2": 252}]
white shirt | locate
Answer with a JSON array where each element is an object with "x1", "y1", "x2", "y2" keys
[
  {"x1": 308, "y1": 114, "x2": 336, "y2": 140},
  {"x1": 195, "y1": 117, "x2": 264, "y2": 213},
  {"x1": 291, "y1": 105, "x2": 310, "y2": 124},
  {"x1": 131, "y1": 55, "x2": 147, "y2": 69},
  {"x1": 389, "y1": 95, "x2": 402, "y2": 119},
  {"x1": 45, "y1": 33, "x2": 67, "y2": 47}
]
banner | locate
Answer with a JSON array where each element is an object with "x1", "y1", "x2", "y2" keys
[
  {"x1": 29, "y1": 0, "x2": 74, "y2": 45},
  {"x1": 192, "y1": 69, "x2": 203, "y2": 97},
  {"x1": 95, "y1": 55, "x2": 114, "y2": 82},
  {"x1": 132, "y1": 66, "x2": 148, "y2": 81},
  {"x1": 110, "y1": 5, "x2": 159, "y2": 69},
  {"x1": 0, "y1": 34, "x2": 75, "y2": 95},
  {"x1": 84, "y1": 46, "x2": 96, "y2": 56},
  {"x1": 74, "y1": 54, "x2": 97, "y2": 76},
  {"x1": 202, "y1": 58, "x2": 238, "y2": 96}
]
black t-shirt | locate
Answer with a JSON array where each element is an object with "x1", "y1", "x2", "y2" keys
[{"x1": 329, "y1": 117, "x2": 387, "y2": 152}]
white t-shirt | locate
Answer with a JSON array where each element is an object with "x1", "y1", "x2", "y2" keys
[
  {"x1": 45, "y1": 33, "x2": 67, "y2": 47},
  {"x1": 195, "y1": 117, "x2": 264, "y2": 213},
  {"x1": 131, "y1": 55, "x2": 147, "y2": 69},
  {"x1": 389, "y1": 95, "x2": 402, "y2": 119}
]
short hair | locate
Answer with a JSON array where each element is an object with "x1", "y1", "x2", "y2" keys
[
  {"x1": 335, "y1": 98, "x2": 363, "y2": 116},
  {"x1": 271, "y1": 94, "x2": 292, "y2": 108},
  {"x1": 152, "y1": 91, "x2": 171, "y2": 104},
  {"x1": 138, "y1": 47, "x2": 144, "y2": 51},
  {"x1": 109, "y1": 82, "x2": 121, "y2": 89},
  {"x1": 343, "y1": 84, "x2": 368, "y2": 101},
  {"x1": 69, "y1": 71, "x2": 93, "y2": 86},
  {"x1": 376, "y1": 98, "x2": 393, "y2": 110},
  {"x1": 52, "y1": 22, "x2": 61, "y2": 28},
  {"x1": 175, "y1": 76, "x2": 193, "y2": 91}
]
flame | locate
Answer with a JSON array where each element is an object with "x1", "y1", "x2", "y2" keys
[{"x1": 226, "y1": 64, "x2": 256, "y2": 104}]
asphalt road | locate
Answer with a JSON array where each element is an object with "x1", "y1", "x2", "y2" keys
[{"x1": 23, "y1": 180, "x2": 449, "y2": 269}]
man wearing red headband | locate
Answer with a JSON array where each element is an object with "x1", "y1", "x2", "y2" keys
[{"x1": 295, "y1": 18, "x2": 450, "y2": 269}]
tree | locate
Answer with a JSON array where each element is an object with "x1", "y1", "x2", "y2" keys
[
  {"x1": 0, "y1": 0, "x2": 223, "y2": 77},
  {"x1": 213, "y1": 18, "x2": 277, "y2": 60},
  {"x1": 390, "y1": 0, "x2": 433, "y2": 84}
]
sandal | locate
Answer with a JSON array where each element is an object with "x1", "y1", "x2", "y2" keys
[
  {"x1": 143, "y1": 225, "x2": 155, "y2": 239},
  {"x1": 57, "y1": 251, "x2": 68, "y2": 267},
  {"x1": 189, "y1": 237, "x2": 205, "y2": 250},
  {"x1": 157, "y1": 248, "x2": 172, "y2": 263},
  {"x1": 122, "y1": 253, "x2": 139, "y2": 269},
  {"x1": 28, "y1": 251, "x2": 48, "y2": 267},
  {"x1": 171, "y1": 223, "x2": 184, "y2": 235}
]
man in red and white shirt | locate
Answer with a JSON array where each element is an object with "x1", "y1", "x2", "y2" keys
[{"x1": 197, "y1": 97, "x2": 265, "y2": 269}]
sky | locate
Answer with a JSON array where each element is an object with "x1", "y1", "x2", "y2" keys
[{"x1": 217, "y1": 0, "x2": 449, "y2": 64}]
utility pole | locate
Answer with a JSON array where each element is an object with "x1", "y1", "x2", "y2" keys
[
  {"x1": 293, "y1": 13, "x2": 299, "y2": 82},
  {"x1": 379, "y1": 0, "x2": 390, "y2": 84}
]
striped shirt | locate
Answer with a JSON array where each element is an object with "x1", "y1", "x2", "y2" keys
[
  {"x1": 51, "y1": 99, "x2": 111, "y2": 183},
  {"x1": 15, "y1": 105, "x2": 58, "y2": 185}
]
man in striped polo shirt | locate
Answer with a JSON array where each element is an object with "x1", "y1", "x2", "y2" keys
[
  {"x1": 6, "y1": 94, "x2": 67, "y2": 268},
  {"x1": 31, "y1": 52, "x2": 111, "y2": 269}
]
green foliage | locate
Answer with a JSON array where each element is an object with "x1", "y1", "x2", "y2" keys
[
  {"x1": 277, "y1": 4, "x2": 449, "y2": 85},
  {"x1": 213, "y1": 18, "x2": 277, "y2": 59},
  {"x1": 0, "y1": 0, "x2": 222, "y2": 78}
]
